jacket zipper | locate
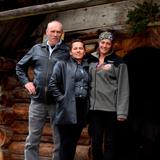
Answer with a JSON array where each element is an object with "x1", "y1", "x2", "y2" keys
[
  {"x1": 44, "y1": 53, "x2": 51, "y2": 102},
  {"x1": 92, "y1": 65, "x2": 97, "y2": 110}
]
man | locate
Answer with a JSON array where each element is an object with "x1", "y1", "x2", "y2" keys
[{"x1": 16, "y1": 20, "x2": 69, "y2": 160}]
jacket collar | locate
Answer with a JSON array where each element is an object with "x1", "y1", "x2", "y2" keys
[
  {"x1": 70, "y1": 57, "x2": 88, "y2": 67},
  {"x1": 91, "y1": 50, "x2": 115, "y2": 62},
  {"x1": 91, "y1": 50, "x2": 113, "y2": 58},
  {"x1": 46, "y1": 39, "x2": 62, "y2": 48},
  {"x1": 41, "y1": 40, "x2": 67, "y2": 50}
]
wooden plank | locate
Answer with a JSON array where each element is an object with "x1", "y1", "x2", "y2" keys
[
  {"x1": 12, "y1": 103, "x2": 29, "y2": 120},
  {"x1": 45, "y1": 0, "x2": 160, "y2": 32},
  {"x1": 75, "y1": 145, "x2": 90, "y2": 160},
  {"x1": 0, "y1": 108, "x2": 15, "y2": 125},
  {"x1": 48, "y1": 1, "x2": 135, "y2": 32},
  {"x1": 0, "y1": 0, "x2": 125, "y2": 21},
  {"x1": 12, "y1": 134, "x2": 53, "y2": 143},
  {"x1": 9, "y1": 145, "x2": 90, "y2": 160},
  {"x1": 10, "y1": 154, "x2": 53, "y2": 160},
  {"x1": 0, "y1": 57, "x2": 16, "y2": 71},
  {"x1": 1, "y1": 149, "x2": 10, "y2": 160},
  {"x1": 13, "y1": 87, "x2": 30, "y2": 100},
  {"x1": 11, "y1": 121, "x2": 52, "y2": 135},
  {"x1": 11, "y1": 121, "x2": 28, "y2": 134},
  {"x1": 9, "y1": 142, "x2": 90, "y2": 159},
  {"x1": 8, "y1": 141, "x2": 53, "y2": 156},
  {"x1": 0, "y1": 126, "x2": 13, "y2": 147}
]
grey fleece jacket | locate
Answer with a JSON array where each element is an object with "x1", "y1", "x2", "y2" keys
[{"x1": 89, "y1": 51, "x2": 129, "y2": 119}]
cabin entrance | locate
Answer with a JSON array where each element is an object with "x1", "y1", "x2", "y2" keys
[{"x1": 116, "y1": 47, "x2": 160, "y2": 160}]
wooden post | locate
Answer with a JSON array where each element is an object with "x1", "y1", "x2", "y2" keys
[{"x1": 0, "y1": 0, "x2": 124, "y2": 21}]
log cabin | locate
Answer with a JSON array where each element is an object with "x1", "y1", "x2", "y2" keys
[{"x1": 0, "y1": 0, "x2": 160, "y2": 160}]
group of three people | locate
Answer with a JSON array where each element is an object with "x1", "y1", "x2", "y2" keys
[{"x1": 16, "y1": 20, "x2": 129, "y2": 160}]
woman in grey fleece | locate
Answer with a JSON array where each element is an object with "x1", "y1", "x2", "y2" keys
[{"x1": 88, "y1": 31, "x2": 129, "y2": 160}]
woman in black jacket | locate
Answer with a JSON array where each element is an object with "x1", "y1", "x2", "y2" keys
[{"x1": 48, "y1": 39, "x2": 89, "y2": 160}]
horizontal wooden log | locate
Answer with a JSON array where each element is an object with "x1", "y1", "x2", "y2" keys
[
  {"x1": 44, "y1": 0, "x2": 160, "y2": 33},
  {"x1": 0, "y1": 57, "x2": 16, "y2": 71},
  {"x1": 75, "y1": 145, "x2": 90, "y2": 160},
  {"x1": 11, "y1": 121, "x2": 89, "y2": 142},
  {"x1": 0, "y1": 126, "x2": 13, "y2": 147},
  {"x1": 13, "y1": 87, "x2": 30, "y2": 100},
  {"x1": 8, "y1": 141, "x2": 53, "y2": 156},
  {"x1": 11, "y1": 134, "x2": 26, "y2": 142},
  {"x1": 85, "y1": 44, "x2": 96, "y2": 54},
  {"x1": 12, "y1": 134, "x2": 53, "y2": 143},
  {"x1": 9, "y1": 142, "x2": 90, "y2": 159},
  {"x1": 11, "y1": 121, "x2": 52, "y2": 135},
  {"x1": 0, "y1": 107, "x2": 15, "y2": 125},
  {"x1": 78, "y1": 127, "x2": 90, "y2": 145},
  {"x1": 2, "y1": 76, "x2": 19, "y2": 90},
  {"x1": 9, "y1": 154, "x2": 24, "y2": 160},
  {"x1": 116, "y1": 26, "x2": 160, "y2": 57},
  {"x1": 0, "y1": 0, "x2": 124, "y2": 21},
  {"x1": 11, "y1": 121, "x2": 28, "y2": 134},
  {"x1": 78, "y1": 137, "x2": 90, "y2": 145},
  {"x1": 1, "y1": 148, "x2": 11, "y2": 160},
  {"x1": 12, "y1": 103, "x2": 29, "y2": 120},
  {"x1": 12, "y1": 133, "x2": 89, "y2": 146},
  {"x1": 39, "y1": 143, "x2": 53, "y2": 157},
  {"x1": 10, "y1": 154, "x2": 53, "y2": 160},
  {"x1": 49, "y1": 1, "x2": 132, "y2": 33}
]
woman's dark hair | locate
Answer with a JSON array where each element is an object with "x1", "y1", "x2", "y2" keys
[{"x1": 69, "y1": 39, "x2": 85, "y2": 50}]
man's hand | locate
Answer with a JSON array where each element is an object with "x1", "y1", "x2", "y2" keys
[{"x1": 25, "y1": 82, "x2": 36, "y2": 95}]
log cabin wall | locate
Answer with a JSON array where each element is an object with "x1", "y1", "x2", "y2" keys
[
  {"x1": 0, "y1": 25, "x2": 160, "y2": 160},
  {"x1": 0, "y1": 0, "x2": 160, "y2": 160}
]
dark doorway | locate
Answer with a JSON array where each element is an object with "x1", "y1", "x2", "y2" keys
[{"x1": 116, "y1": 47, "x2": 160, "y2": 160}]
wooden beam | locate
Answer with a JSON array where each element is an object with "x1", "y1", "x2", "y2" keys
[
  {"x1": 44, "y1": 0, "x2": 160, "y2": 33},
  {"x1": 46, "y1": 1, "x2": 133, "y2": 33},
  {"x1": 0, "y1": 0, "x2": 125, "y2": 21}
]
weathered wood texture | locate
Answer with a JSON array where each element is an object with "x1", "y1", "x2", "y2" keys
[
  {"x1": 0, "y1": 0, "x2": 125, "y2": 21},
  {"x1": 0, "y1": 57, "x2": 16, "y2": 72},
  {"x1": 1, "y1": 106, "x2": 90, "y2": 159},
  {"x1": 8, "y1": 142, "x2": 90, "y2": 160},
  {"x1": 0, "y1": 9, "x2": 160, "y2": 158},
  {"x1": 0, "y1": 126, "x2": 13, "y2": 147},
  {"x1": 43, "y1": 0, "x2": 160, "y2": 33},
  {"x1": 115, "y1": 26, "x2": 160, "y2": 57},
  {"x1": 8, "y1": 143, "x2": 90, "y2": 160},
  {"x1": 0, "y1": 108, "x2": 15, "y2": 125},
  {"x1": 1, "y1": 92, "x2": 90, "y2": 159}
]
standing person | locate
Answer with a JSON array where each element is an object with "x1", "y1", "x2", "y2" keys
[
  {"x1": 88, "y1": 31, "x2": 129, "y2": 160},
  {"x1": 48, "y1": 39, "x2": 89, "y2": 160},
  {"x1": 16, "y1": 20, "x2": 69, "y2": 160}
]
